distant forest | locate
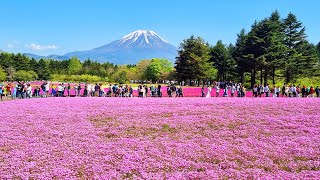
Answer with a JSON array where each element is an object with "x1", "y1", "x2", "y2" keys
[{"x1": 1, "y1": 11, "x2": 320, "y2": 87}]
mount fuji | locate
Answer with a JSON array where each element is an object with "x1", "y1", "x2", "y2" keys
[{"x1": 64, "y1": 30, "x2": 178, "y2": 64}]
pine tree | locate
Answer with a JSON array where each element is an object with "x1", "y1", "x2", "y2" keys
[
  {"x1": 232, "y1": 29, "x2": 248, "y2": 84},
  {"x1": 210, "y1": 40, "x2": 235, "y2": 82},
  {"x1": 283, "y1": 12, "x2": 316, "y2": 82},
  {"x1": 175, "y1": 36, "x2": 215, "y2": 85}
]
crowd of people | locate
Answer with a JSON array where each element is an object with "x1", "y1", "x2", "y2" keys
[
  {"x1": 201, "y1": 82, "x2": 320, "y2": 98},
  {"x1": 0, "y1": 81, "x2": 319, "y2": 100}
]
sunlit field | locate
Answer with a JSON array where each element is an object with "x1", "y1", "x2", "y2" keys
[{"x1": 0, "y1": 98, "x2": 319, "y2": 179}]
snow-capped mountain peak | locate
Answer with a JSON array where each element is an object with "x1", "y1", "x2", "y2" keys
[{"x1": 120, "y1": 30, "x2": 168, "y2": 45}]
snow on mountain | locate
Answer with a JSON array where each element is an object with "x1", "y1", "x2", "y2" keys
[{"x1": 92, "y1": 30, "x2": 175, "y2": 51}]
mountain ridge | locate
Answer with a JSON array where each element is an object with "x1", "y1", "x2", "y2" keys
[{"x1": 23, "y1": 30, "x2": 178, "y2": 64}]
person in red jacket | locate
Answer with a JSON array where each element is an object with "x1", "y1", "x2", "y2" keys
[{"x1": 309, "y1": 86, "x2": 315, "y2": 98}]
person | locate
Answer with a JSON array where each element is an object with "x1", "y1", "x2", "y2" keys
[
  {"x1": 201, "y1": 85, "x2": 205, "y2": 97},
  {"x1": 264, "y1": 84, "x2": 270, "y2": 97},
  {"x1": 282, "y1": 83, "x2": 287, "y2": 97},
  {"x1": 5, "y1": 83, "x2": 12, "y2": 98},
  {"x1": 157, "y1": 84, "x2": 162, "y2": 97},
  {"x1": 107, "y1": 84, "x2": 112, "y2": 97},
  {"x1": 308, "y1": 86, "x2": 315, "y2": 98},
  {"x1": 231, "y1": 84, "x2": 236, "y2": 97},
  {"x1": 306, "y1": 86, "x2": 310, "y2": 97},
  {"x1": 253, "y1": 85, "x2": 258, "y2": 97},
  {"x1": 150, "y1": 85, "x2": 156, "y2": 97},
  {"x1": 67, "y1": 83, "x2": 71, "y2": 97},
  {"x1": 215, "y1": 84, "x2": 220, "y2": 97},
  {"x1": 296, "y1": 85, "x2": 301, "y2": 97},
  {"x1": 0, "y1": 83, "x2": 3, "y2": 100},
  {"x1": 206, "y1": 86, "x2": 212, "y2": 98},
  {"x1": 84, "y1": 84, "x2": 88, "y2": 97},
  {"x1": 26, "y1": 84, "x2": 32, "y2": 98},
  {"x1": 171, "y1": 85, "x2": 176, "y2": 97},
  {"x1": 91, "y1": 84, "x2": 96, "y2": 97},
  {"x1": 33, "y1": 86, "x2": 39, "y2": 97},
  {"x1": 178, "y1": 86, "x2": 183, "y2": 97},
  {"x1": 57, "y1": 84, "x2": 64, "y2": 97},
  {"x1": 145, "y1": 85, "x2": 148, "y2": 98},
  {"x1": 112, "y1": 84, "x2": 118, "y2": 97},
  {"x1": 12, "y1": 84, "x2": 17, "y2": 99},
  {"x1": 77, "y1": 83, "x2": 81, "y2": 96},
  {"x1": 315, "y1": 86, "x2": 319, "y2": 97},
  {"x1": 129, "y1": 86, "x2": 133, "y2": 97},
  {"x1": 87, "y1": 84, "x2": 92, "y2": 97},
  {"x1": 51, "y1": 85, "x2": 56, "y2": 97},
  {"x1": 41, "y1": 82, "x2": 46, "y2": 97},
  {"x1": 274, "y1": 86, "x2": 281, "y2": 97},
  {"x1": 167, "y1": 85, "x2": 172, "y2": 97},
  {"x1": 292, "y1": 85, "x2": 297, "y2": 97},
  {"x1": 45, "y1": 81, "x2": 50, "y2": 97},
  {"x1": 301, "y1": 86, "x2": 306, "y2": 98},
  {"x1": 241, "y1": 85, "x2": 246, "y2": 97},
  {"x1": 223, "y1": 85, "x2": 228, "y2": 97}
]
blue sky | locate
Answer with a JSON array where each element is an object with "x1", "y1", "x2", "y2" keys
[{"x1": 0, "y1": 0, "x2": 319, "y2": 56}]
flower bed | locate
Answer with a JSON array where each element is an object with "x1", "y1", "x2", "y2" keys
[{"x1": 0, "y1": 98, "x2": 319, "y2": 179}]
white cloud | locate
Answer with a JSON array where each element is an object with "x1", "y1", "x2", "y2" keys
[
  {"x1": 7, "y1": 40, "x2": 20, "y2": 48},
  {"x1": 25, "y1": 43, "x2": 58, "y2": 50},
  {"x1": 7, "y1": 43, "x2": 15, "y2": 48}
]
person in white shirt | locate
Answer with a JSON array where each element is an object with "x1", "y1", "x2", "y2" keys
[
  {"x1": 253, "y1": 85, "x2": 258, "y2": 97},
  {"x1": 274, "y1": 86, "x2": 281, "y2": 97},
  {"x1": 57, "y1": 84, "x2": 63, "y2": 97},
  {"x1": 231, "y1": 84, "x2": 236, "y2": 97},
  {"x1": 45, "y1": 81, "x2": 50, "y2": 97},
  {"x1": 206, "y1": 86, "x2": 212, "y2": 98},
  {"x1": 215, "y1": 85, "x2": 220, "y2": 97},
  {"x1": 292, "y1": 85, "x2": 297, "y2": 97},
  {"x1": 264, "y1": 84, "x2": 270, "y2": 97},
  {"x1": 26, "y1": 84, "x2": 32, "y2": 98},
  {"x1": 87, "y1": 84, "x2": 92, "y2": 97}
]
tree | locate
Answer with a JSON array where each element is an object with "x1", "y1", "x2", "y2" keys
[
  {"x1": 283, "y1": 12, "x2": 316, "y2": 82},
  {"x1": 0, "y1": 66, "x2": 7, "y2": 81},
  {"x1": 175, "y1": 35, "x2": 215, "y2": 85},
  {"x1": 232, "y1": 29, "x2": 248, "y2": 83},
  {"x1": 67, "y1": 57, "x2": 82, "y2": 75},
  {"x1": 144, "y1": 58, "x2": 173, "y2": 83},
  {"x1": 136, "y1": 59, "x2": 151, "y2": 80},
  {"x1": 316, "y1": 42, "x2": 320, "y2": 62},
  {"x1": 210, "y1": 40, "x2": 235, "y2": 82},
  {"x1": 14, "y1": 70, "x2": 33, "y2": 81},
  {"x1": 260, "y1": 11, "x2": 286, "y2": 85},
  {"x1": 37, "y1": 59, "x2": 50, "y2": 80},
  {"x1": 6, "y1": 66, "x2": 15, "y2": 81},
  {"x1": 13, "y1": 53, "x2": 30, "y2": 71}
]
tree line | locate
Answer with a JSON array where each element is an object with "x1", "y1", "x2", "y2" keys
[
  {"x1": 1, "y1": 11, "x2": 319, "y2": 87},
  {"x1": 175, "y1": 11, "x2": 320, "y2": 87},
  {"x1": 0, "y1": 52, "x2": 174, "y2": 83}
]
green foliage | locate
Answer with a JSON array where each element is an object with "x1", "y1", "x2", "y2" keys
[
  {"x1": 144, "y1": 58, "x2": 173, "y2": 82},
  {"x1": 50, "y1": 74, "x2": 103, "y2": 83},
  {"x1": 175, "y1": 35, "x2": 216, "y2": 85},
  {"x1": 0, "y1": 66, "x2": 7, "y2": 81},
  {"x1": 111, "y1": 67, "x2": 129, "y2": 84},
  {"x1": 68, "y1": 57, "x2": 82, "y2": 75},
  {"x1": 13, "y1": 70, "x2": 38, "y2": 81},
  {"x1": 37, "y1": 59, "x2": 51, "y2": 80},
  {"x1": 210, "y1": 40, "x2": 236, "y2": 81}
]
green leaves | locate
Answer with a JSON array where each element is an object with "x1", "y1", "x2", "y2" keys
[{"x1": 175, "y1": 36, "x2": 216, "y2": 84}]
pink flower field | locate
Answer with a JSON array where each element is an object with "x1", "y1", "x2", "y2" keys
[{"x1": 0, "y1": 98, "x2": 319, "y2": 179}]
